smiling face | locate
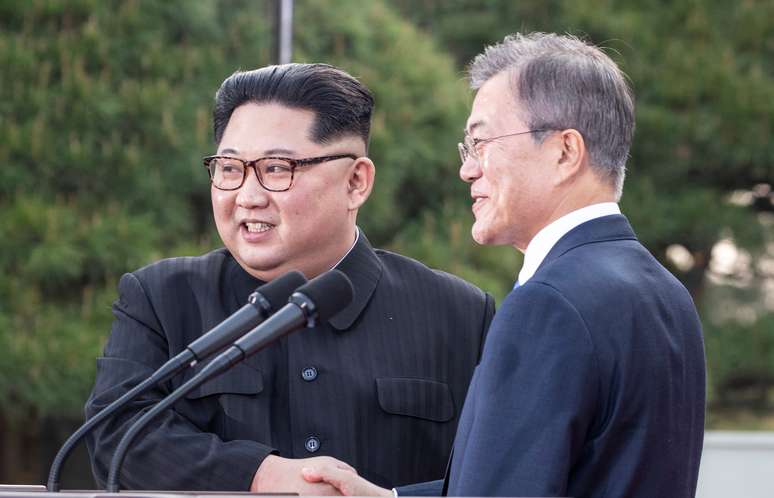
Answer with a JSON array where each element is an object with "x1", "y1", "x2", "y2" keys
[
  {"x1": 212, "y1": 102, "x2": 369, "y2": 281},
  {"x1": 460, "y1": 71, "x2": 562, "y2": 252}
]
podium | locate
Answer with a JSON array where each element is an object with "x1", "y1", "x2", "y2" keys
[{"x1": 0, "y1": 486, "x2": 294, "y2": 498}]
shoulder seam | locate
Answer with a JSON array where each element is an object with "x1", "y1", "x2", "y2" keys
[{"x1": 123, "y1": 272, "x2": 166, "y2": 339}]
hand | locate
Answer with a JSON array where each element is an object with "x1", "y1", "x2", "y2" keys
[
  {"x1": 301, "y1": 463, "x2": 392, "y2": 496},
  {"x1": 251, "y1": 455, "x2": 357, "y2": 495}
]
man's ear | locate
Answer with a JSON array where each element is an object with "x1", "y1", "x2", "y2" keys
[
  {"x1": 554, "y1": 128, "x2": 587, "y2": 185},
  {"x1": 347, "y1": 157, "x2": 375, "y2": 210}
]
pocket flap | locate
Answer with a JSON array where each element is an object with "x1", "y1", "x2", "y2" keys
[
  {"x1": 183, "y1": 361, "x2": 264, "y2": 399},
  {"x1": 375, "y1": 377, "x2": 455, "y2": 422}
]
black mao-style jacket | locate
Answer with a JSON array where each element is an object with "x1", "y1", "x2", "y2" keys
[{"x1": 85, "y1": 232, "x2": 494, "y2": 490}]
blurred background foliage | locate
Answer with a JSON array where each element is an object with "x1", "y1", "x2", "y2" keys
[{"x1": 0, "y1": 0, "x2": 772, "y2": 486}]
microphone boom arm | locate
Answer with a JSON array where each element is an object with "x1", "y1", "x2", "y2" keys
[
  {"x1": 47, "y1": 351, "x2": 193, "y2": 492},
  {"x1": 104, "y1": 304, "x2": 306, "y2": 492}
]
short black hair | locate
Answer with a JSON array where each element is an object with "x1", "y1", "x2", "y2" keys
[{"x1": 213, "y1": 63, "x2": 374, "y2": 148}]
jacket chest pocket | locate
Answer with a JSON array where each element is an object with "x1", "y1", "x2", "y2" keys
[
  {"x1": 183, "y1": 362, "x2": 264, "y2": 399},
  {"x1": 181, "y1": 362, "x2": 265, "y2": 437},
  {"x1": 375, "y1": 377, "x2": 456, "y2": 422}
]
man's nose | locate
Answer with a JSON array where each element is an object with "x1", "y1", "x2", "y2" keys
[
  {"x1": 459, "y1": 156, "x2": 481, "y2": 184},
  {"x1": 236, "y1": 168, "x2": 271, "y2": 208}
]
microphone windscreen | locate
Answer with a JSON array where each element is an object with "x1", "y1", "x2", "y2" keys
[
  {"x1": 296, "y1": 269, "x2": 354, "y2": 322},
  {"x1": 257, "y1": 270, "x2": 307, "y2": 310}
]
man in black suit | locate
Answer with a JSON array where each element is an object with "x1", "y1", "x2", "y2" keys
[
  {"x1": 85, "y1": 63, "x2": 494, "y2": 493},
  {"x1": 302, "y1": 33, "x2": 706, "y2": 497}
]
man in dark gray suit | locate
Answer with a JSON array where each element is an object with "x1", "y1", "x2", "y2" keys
[
  {"x1": 85, "y1": 64, "x2": 494, "y2": 493},
  {"x1": 302, "y1": 33, "x2": 706, "y2": 497}
]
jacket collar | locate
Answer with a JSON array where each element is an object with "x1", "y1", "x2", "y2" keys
[
  {"x1": 536, "y1": 214, "x2": 638, "y2": 274},
  {"x1": 225, "y1": 229, "x2": 382, "y2": 331},
  {"x1": 328, "y1": 230, "x2": 383, "y2": 331}
]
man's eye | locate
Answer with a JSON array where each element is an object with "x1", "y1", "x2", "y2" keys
[
  {"x1": 221, "y1": 164, "x2": 242, "y2": 174},
  {"x1": 265, "y1": 163, "x2": 292, "y2": 174}
]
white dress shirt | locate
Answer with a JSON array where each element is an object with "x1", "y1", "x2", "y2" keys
[{"x1": 517, "y1": 203, "x2": 621, "y2": 285}]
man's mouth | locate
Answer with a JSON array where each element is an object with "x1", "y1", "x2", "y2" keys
[
  {"x1": 471, "y1": 196, "x2": 487, "y2": 216},
  {"x1": 243, "y1": 221, "x2": 275, "y2": 233}
]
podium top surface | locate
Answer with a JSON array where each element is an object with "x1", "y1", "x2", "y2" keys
[{"x1": 0, "y1": 487, "x2": 295, "y2": 498}]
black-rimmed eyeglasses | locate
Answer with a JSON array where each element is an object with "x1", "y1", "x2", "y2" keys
[
  {"x1": 203, "y1": 154, "x2": 358, "y2": 192},
  {"x1": 458, "y1": 129, "x2": 553, "y2": 163}
]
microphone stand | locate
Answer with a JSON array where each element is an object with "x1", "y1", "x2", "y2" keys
[
  {"x1": 47, "y1": 351, "x2": 193, "y2": 492},
  {"x1": 105, "y1": 269, "x2": 352, "y2": 492},
  {"x1": 104, "y1": 304, "x2": 307, "y2": 492},
  {"x1": 47, "y1": 270, "x2": 306, "y2": 491}
]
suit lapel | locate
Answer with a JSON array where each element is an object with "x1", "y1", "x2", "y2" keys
[{"x1": 441, "y1": 447, "x2": 453, "y2": 496}]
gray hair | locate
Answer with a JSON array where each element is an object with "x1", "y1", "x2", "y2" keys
[{"x1": 469, "y1": 32, "x2": 634, "y2": 199}]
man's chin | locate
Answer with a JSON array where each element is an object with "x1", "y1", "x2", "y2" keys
[
  {"x1": 472, "y1": 225, "x2": 514, "y2": 247},
  {"x1": 471, "y1": 224, "x2": 494, "y2": 246},
  {"x1": 233, "y1": 253, "x2": 286, "y2": 280}
]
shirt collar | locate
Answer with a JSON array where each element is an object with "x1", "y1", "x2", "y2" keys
[
  {"x1": 518, "y1": 202, "x2": 621, "y2": 285},
  {"x1": 331, "y1": 226, "x2": 360, "y2": 269}
]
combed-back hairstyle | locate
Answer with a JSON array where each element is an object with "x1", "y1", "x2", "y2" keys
[
  {"x1": 213, "y1": 63, "x2": 374, "y2": 149},
  {"x1": 469, "y1": 33, "x2": 635, "y2": 198}
]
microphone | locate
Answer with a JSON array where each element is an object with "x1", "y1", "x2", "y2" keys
[
  {"x1": 185, "y1": 270, "x2": 307, "y2": 362},
  {"x1": 105, "y1": 269, "x2": 354, "y2": 492},
  {"x1": 46, "y1": 270, "x2": 307, "y2": 492}
]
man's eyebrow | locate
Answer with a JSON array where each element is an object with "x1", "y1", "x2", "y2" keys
[
  {"x1": 263, "y1": 148, "x2": 296, "y2": 156},
  {"x1": 217, "y1": 147, "x2": 297, "y2": 156},
  {"x1": 465, "y1": 120, "x2": 484, "y2": 135}
]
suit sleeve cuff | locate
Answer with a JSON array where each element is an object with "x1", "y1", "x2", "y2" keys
[{"x1": 216, "y1": 440, "x2": 278, "y2": 491}]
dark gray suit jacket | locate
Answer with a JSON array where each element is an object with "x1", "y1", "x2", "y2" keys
[
  {"x1": 401, "y1": 215, "x2": 705, "y2": 497},
  {"x1": 85, "y1": 233, "x2": 494, "y2": 491}
]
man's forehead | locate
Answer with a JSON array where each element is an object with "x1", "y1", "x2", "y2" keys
[
  {"x1": 219, "y1": 146, "x2": 297, "y2": 156},
  {"x1": 466, "y1": 73, "x2": 521, "y2": 134},
  {"x1": 465, "y1": 88, "x2": 495, "y2": 133},
  {"x1": 218, "y1": 102, "x2": 367, "y2": 157},
  {"x1": 218, "y1": 137, "x2": 365, "y2": 158},
  {"x1": 465, "y1": 95, "x2": 502, "y2": 135}
]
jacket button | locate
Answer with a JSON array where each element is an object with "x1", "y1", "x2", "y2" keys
[
  {"x1": 305, "y1": 436, "x2": 320, "y2": 453},
  {"x1": 301, "y1": 366, "x2": 318, "y2": 382}
]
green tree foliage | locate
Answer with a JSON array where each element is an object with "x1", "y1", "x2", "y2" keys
[
  {"x1": 0, "y1": 0, "x2": 771, "y2": 425},
  {"x1": 0, "y1": 0, "x2": 277, "y2": 416}
]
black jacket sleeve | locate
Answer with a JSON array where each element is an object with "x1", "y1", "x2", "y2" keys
[{"x1": 85, "y1": 272, "x2": 274, "y2": 491}]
